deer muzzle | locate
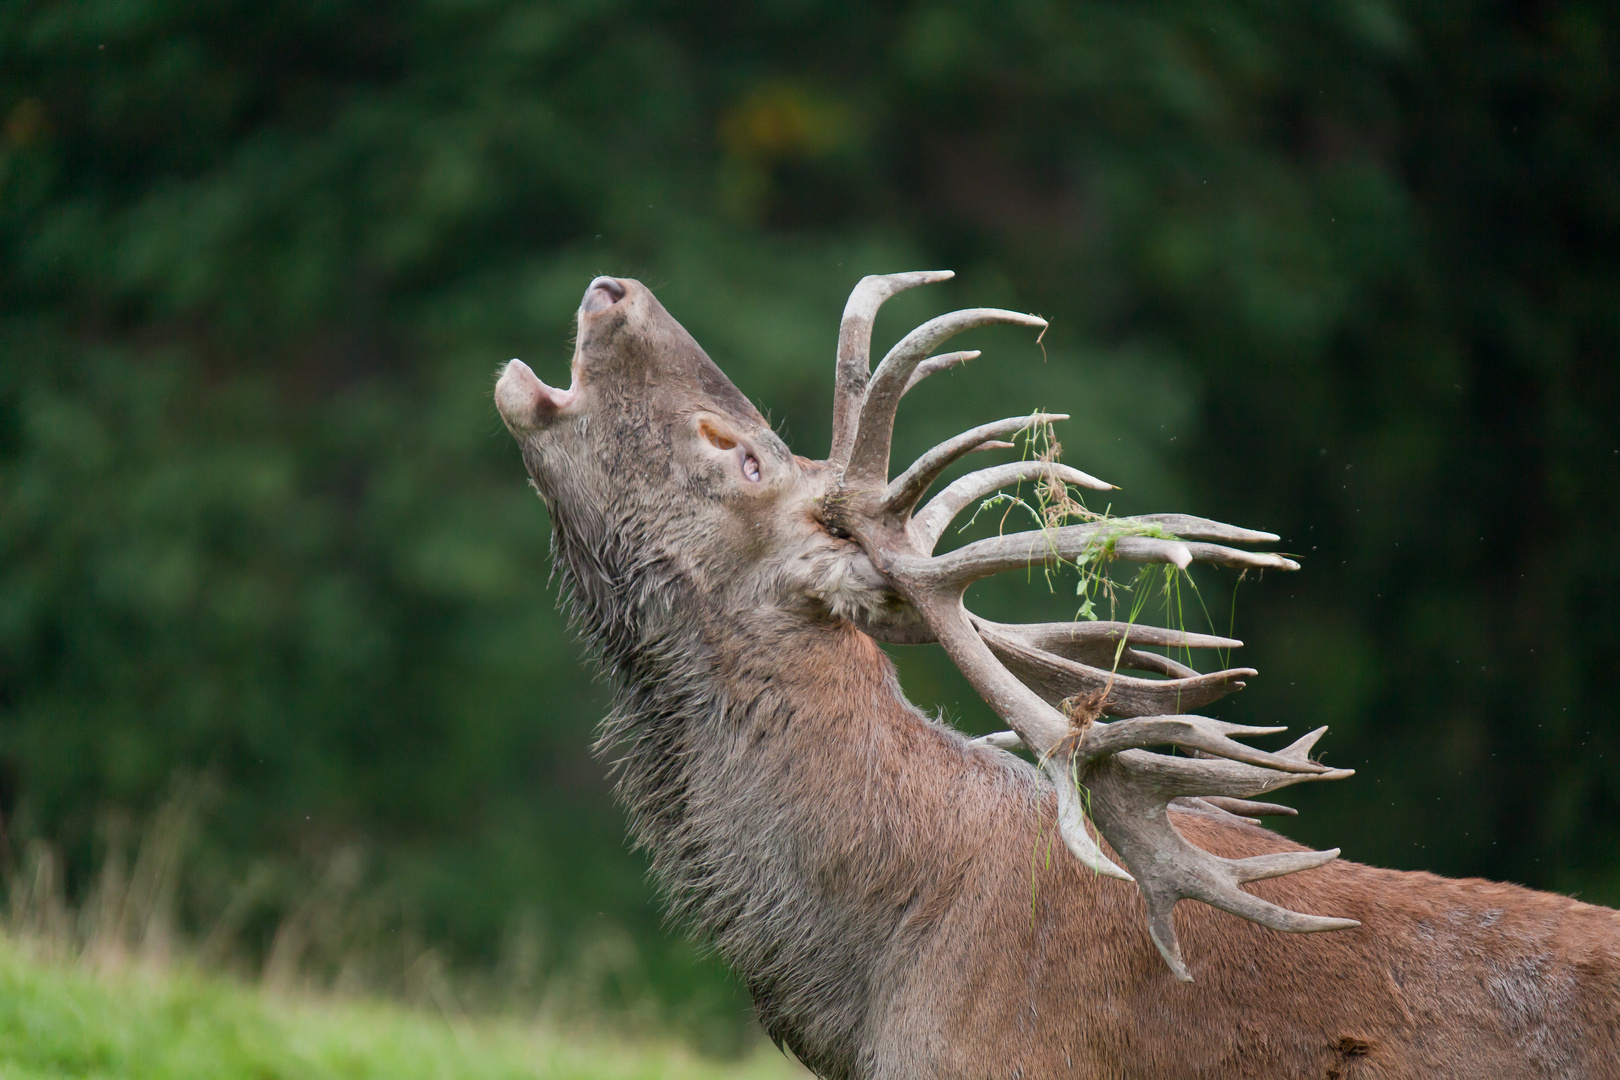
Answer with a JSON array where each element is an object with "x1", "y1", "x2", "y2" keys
[{"x1": 581, "y1": 276, "x2": 627, "y2": 314}]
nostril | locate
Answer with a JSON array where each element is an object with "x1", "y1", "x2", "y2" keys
[{"x1": 581, "y1": 276, "x2": 627, "y2": 314}]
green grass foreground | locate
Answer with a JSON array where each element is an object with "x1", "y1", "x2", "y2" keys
[{"x1": 0, "y1": 939, "x2": 805, "y2": 1080}]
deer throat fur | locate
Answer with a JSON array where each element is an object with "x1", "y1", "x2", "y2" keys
[{"x1": 556, "y1": 535, "x2": 1028, "y2": 1072}]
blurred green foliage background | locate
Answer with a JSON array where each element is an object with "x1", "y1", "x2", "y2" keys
[{"x1": 2, "y1": 0, "x2": 1616, "y2": 1044}]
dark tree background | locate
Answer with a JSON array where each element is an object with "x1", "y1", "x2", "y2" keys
[{"x1": 2, "y1": 0, "x2": 1616, "y2": 1040}]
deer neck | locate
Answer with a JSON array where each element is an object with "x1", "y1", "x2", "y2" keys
[{"x1": 594, "y1": 588, "x2": 1018, "y2": 1068}]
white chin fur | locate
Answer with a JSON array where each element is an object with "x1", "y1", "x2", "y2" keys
[{"x1": 802, "y1": 547, "x2": 895, "y2": 625}]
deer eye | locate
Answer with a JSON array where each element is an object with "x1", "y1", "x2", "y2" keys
[{"x1": 825, "y1": 523, "x2": 852, "y2": 540}]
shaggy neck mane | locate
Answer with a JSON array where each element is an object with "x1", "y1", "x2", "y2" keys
[{"x1": 550, "y1": 514, "x2": 1036, "y2": 1069}]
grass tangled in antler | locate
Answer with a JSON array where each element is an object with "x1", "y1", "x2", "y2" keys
[{"x1": 963, "y1": 413, "x2": 1228, "y2": 676}]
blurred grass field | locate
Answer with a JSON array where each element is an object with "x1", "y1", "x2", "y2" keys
[{"x1": 0, "y1": 937, "x2": 806, "y2": 1080}]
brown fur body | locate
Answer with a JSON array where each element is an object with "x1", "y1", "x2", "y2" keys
[
  {"x1": 495, "y1": 277, "x2": 1620, "y2": 1080},
  {"x1": 691, "y1": 615, "x2": 1620, "y2": 1079}
]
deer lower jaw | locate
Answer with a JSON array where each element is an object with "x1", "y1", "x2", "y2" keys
[{"x1": 496, "y1": 358, "x2": 577, "y2": 431}]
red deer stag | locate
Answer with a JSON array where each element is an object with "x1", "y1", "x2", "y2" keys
[{"x1": 494, "y1": 273, "x2": 1620, "y2": 1079}]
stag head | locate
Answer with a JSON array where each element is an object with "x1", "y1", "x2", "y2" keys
[
  {"x1": 494, "y1": 276, "x2": 925, "y2": 654},
  {"x1": 495, "y1": 272, "x2": 1357, "y2": 981}
]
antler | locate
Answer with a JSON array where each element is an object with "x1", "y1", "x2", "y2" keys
[
  {"x1": 830, "y1": 271, "x2": 955, "y2": 469},
  {"x1": 823, "y1": 272, "x2": 1358, "y2": 981}
]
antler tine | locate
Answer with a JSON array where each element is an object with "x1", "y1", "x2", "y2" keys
[
  {"x1": 979, "y1": 619, "x2": 1243, "y2": 655},
  {"x1": 1156, "y1": 540, "x2": 1301, "y2": 572},
  {"x1": 975, "y1": 617, "x2": 1256, "y2": 717},
  {"x1": 902, "y1": 350, "x2": 980, "y2": 395},
  {"x1": 1002, "y1": 651, "x2": 1256, "y2": 718},
  {"x1": 830, "y1": 271, "x2": 954, "y2": 469},
  {"x1": 1197, "y1": 795, "x2": 1300, "y2": 819},
  {"x1": 1050, "y1": 757, "x2": 1133, "y2": 880},
  {"x1": 913, "y1": 462, "x2": 1114, "y2": 549},
  {"x1": 1079, "y1": 716, "x2": 1328, "y2": 771},
  {"x1": 913, "y1": 524, "x2": 1298, "y2": 587},
  {"x1": 1129, "y1": 514, "x2": 1280, "y2": 545},
  {"x1": 977, "y1": 618, "x2": 1240, "y2": 679},
  {"x1": 883, "y1": 413, "x2": 1070, "y2": 516},
  {"x1": 1080, "y1": 749, "x2": 1357, "y2": 981},
  {"x1": 845, "y1": 308, "x2": 1048, "y2": 487}
]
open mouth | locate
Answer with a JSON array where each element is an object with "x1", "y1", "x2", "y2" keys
[
  {"x1": 494, "y1": 277, "x2": 630, "y2": 432},
  {"x1": 495, "y1": 357, "x2": 577, "y2": 431}
]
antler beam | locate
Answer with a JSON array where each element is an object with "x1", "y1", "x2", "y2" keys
[
  {"x1": 823, "y1": 271, "x2": 1357, "y2": 981},
  {"x1": 830, "y1": 271, "x2": 954, "y2": 469}
]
